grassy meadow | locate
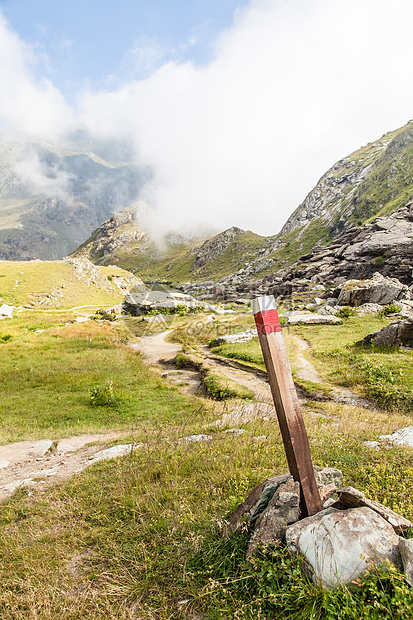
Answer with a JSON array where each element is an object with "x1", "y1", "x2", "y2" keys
[{"x1": 1, "y1": 299, "x2": 413, "y2": 618}]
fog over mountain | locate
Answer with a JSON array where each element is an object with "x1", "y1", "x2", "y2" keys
[{"x1": 1, "y1": 0, "x2": 413, "y2": 237}]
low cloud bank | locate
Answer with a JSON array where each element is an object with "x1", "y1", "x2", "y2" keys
[{"x1": 1, "y1": 0, "x2": 413, "y2": 235}]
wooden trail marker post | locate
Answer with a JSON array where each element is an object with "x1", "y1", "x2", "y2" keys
[{"x1": 252, "y1": 295, "x2": 322, "y2": 517}]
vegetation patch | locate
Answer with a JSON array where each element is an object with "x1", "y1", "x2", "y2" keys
[
  {"x1": 0, "y1": 313, "x2": 208, "y2": 443},
  {"x1": 211, "y1": 340, "x2": 265, "y2": 367},
  {"x1": 294, "y1": 316, "x2": 413, "y2": 412},
  {"x1": 377, "y1": 303, "x2": 401, "y2": 317},
  {"x1": 203, "y1": 371, "x2": 254, "y2": 400}
]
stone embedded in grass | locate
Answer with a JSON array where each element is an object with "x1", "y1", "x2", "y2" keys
[
  {"x1": 179, "y1": 434, "x2": 212, "y2": 443},
  {"x1": 0, "y1": 304, "x2": 14, "y2": 318},
  {"x1": 357, "y1": 319, "x2": 413, "y2": 348},
  {"x1": 399, "y1": 538, "x2": 413, "y2": 587},
  {"x1": 224, "y1": 428, "x2": 248, "y2": 435},
  {"x1": 284, "y1": 311, "x2": 342, "y2": 325},
  {"x1": 379, "y1": 426, "x2": 413, "y2": 447},
  {"x1": 211, "y1": 328, "x2": 256, "y2": 345},
  {"x1": 285, "y1": 506, "x2": 402, "y2": 589},
  {"x1": 88, "y1": 444, "x2": 135, "y2": 463}
]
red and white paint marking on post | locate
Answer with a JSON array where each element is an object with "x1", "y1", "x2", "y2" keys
[{"x1": 252, "y1": 296, "x2": 322, "y2": 517}]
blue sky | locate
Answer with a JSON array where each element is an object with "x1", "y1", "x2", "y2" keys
[
  {"x1": 1, "y1": 0, "x2": 413, "y2": 235},
  {"x1": 0, "y1": 0, "x2": 248, "y2": 94}
]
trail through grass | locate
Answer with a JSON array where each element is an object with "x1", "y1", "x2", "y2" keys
[{"x1": 1, "y1": 309, "x2": 413, "y2": 618}]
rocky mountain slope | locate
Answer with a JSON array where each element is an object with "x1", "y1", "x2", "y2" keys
[
  {"x1": 0, "y1": 135, "x2": 149, "y2": 261},
  {"x1": 71, "y1": 119, "x2": 413, "y2": 297},
  {"x1": 73, "y1": 207, "x2": 269, "y2": 283},
  {"x1": 185, "y1": 119, "x2": 413, "y2": 294}
]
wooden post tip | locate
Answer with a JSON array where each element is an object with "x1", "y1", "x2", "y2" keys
[{"x1": 251, "y1": 295, "x2": 276, "y2": 315}]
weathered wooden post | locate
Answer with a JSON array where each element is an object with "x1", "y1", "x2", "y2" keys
[{"x1": 252, "y1": 295, "x2": 322, "y2": 517}]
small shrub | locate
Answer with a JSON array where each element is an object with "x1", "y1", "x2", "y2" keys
[
  {"x1": 93, "y1": 308, "x2": 116, "y2": 321},
  {"x1": 89, "y1": 381, "x2": 118, "y2": 406},
  {"x1": 175, "y1": 304, "x2": 188, "y2": 316},
  {"x1": 0, "y1": 333, "x2": 12, "y2": 343},
  {"x1": 372, "y1": 255, "x2": 386, "y2": 267},
  {"x1": 337, "y1": 306, "x2": 356, "y2": 319},
  {"x1": 377, "y1": 303, "x2": 401, "y2": 317}
]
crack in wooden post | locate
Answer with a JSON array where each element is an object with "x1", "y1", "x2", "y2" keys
[{"x1": 252, "y1": 295, "x2": 322, "y2": 517}]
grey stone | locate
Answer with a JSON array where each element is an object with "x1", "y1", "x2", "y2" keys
[
  {"x1": 227, "y1": 472, "x2": 291, "y2": 531},
  {"x1": 399, "y1": 537, "x2": 413, "y2": 587},
  {"x1": 286, "y1": 506, "x2": 401, "y2": 589},
  {"x1": 123, "y1": 288, "x2": 202, "y2": 316},
  {"x1": 248, "y1": 474, "x2": 292, "y2": 526},
  {"x1": 285, "y1": 312, "x2": 342, "y2": 325},
  {"x1": 247, "y1": 480, "x2": 300, "y2": 557},
  {"x1": 212, "y1": 328, "x2": 256, "y2": 345},
  {"x1": 355, "y1": 303, "x2": 383, "y2": 315},
  {"x1": 364, "y1": 440, "x2": 380, "y2": 448},
  {"x1": 357, "y1": 319, "x2": 413, "y2": 348},
  {"x1": 314, "y1": 466, "x2": 343, "y2": 490},
  {"x1": 30, "y1": 439, "x2": 53, "y2": 457},
  {"x1": 89, "y1": 444, "x2": 134, "y2": 463},
  {"x1": 338, "y1": 486, "x2": 412, "y2": 534},
  {"x1": 0, "y1": 304, "x2": 14, "y2": 317},
  {"x1": 179, "y1": 434, "x2": 212, "y2": 443},
  {"x1": 319, "y1": 483, "x2": 338, "y2": 504},
  {"x1": 224, "y1": 428, "x2": 248, "y2": 435},
  {"x1": 0, "y1": 460, "x2": 10, "y2": 469},
  {"x1": 379, "y1": 426, "x2": 413, "y2": 447},
  {"x1": 337, "y1": 273, "x2": 408, "y2": 307}
]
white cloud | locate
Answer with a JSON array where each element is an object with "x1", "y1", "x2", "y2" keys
[
  {"x1": 77, "y1": 0, "x2": 413, "y2": 235},
  {"x1": 2, "y1": 1, "x2": 413, "y2": 235},
  {"x1": 13, "y1": 153, "x2": 74, "y2": 199},
  {"x1": 0, "y1": 12, "x2": 74, "y2": 140}
]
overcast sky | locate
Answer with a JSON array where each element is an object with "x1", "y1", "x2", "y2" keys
[{"x1": 1, "y1": 0, "x2": 413, "y2": 236}]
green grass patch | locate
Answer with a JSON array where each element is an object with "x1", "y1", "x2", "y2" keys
[
  {"x1": 0, "y1": 314, "x2": 208, "y2": 443},
  {"x1": 2, "y1": 308, "x2": 413, "y2": 617},
  {"x1": 203, "y1": 371, "x2": 254, "y2": 400},
  {"x1": 0, "y1": 260, "x2": 131, "y2": 308},
  {"x1": 211, "y1": 340, "x2": 265, "y2": 367},
  {"x1": 293, "y1": 316, "x2": 413, "y2": 412},
  {"x1": 1, "y1": 411, "x2": 413, "y2": 618}
]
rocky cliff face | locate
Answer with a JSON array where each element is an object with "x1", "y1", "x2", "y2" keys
[
  {"x1": 73, "y1": 205, "x2": 150, "y2": 263},
  {"x1": 280, "y1": 120, "x2": 413, "y2": 240},
  {"x1": 69, "y1": 119, "x2": 413, "y2": 296},
  {"x1": 0, "y1": 136, "x2": 149, "y2": 260},
  {"x1": 193, "y1": 226, "x2": 245, "y2": 268},
  {"x1": 281, "y1": 198, "x2": 413, "y2": 286},
  {"x1": 213, "y1": 120, "x2": 413, "y2": 290}
]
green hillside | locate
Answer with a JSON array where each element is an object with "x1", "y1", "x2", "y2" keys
[{"x1": 0, "y1": 259, "x2": 138, "y2": 309}]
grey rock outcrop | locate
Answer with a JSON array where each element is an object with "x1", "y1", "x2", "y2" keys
[
  {"x1": 357, "y1": 319, "x2": 413, "y2": 348},
  {"x1": 336, "y1": 272, "x2": 408, "y2": 306},
  {"x1": 247, "y1": 479, "x2": 300, "y2": 557},
  {"x1": 285, "y1": 506, "x2": 401, "y2": 589},
  {"x1": 194, "y1": 227, "x2": 245, "y2": 269},
  {"x1": 123, "y1": 287, "x2": 204, "y2": 315}
]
